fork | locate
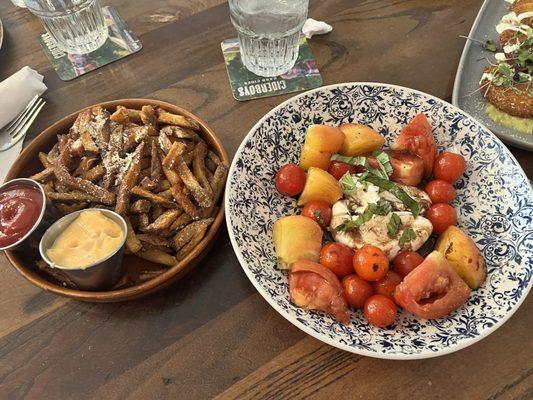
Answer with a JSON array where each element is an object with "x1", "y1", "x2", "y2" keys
[{"x1": 0, "y1": 95, "x2": 46, "y2": 152}]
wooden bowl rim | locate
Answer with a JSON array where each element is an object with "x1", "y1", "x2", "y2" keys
[{"x1": 4, "y1": 98, "x2": 229, "y2": 302}]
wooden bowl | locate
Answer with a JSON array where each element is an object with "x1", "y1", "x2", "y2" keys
[{"x1": 4, "y1": 99, "x2": 229, "y2": 302}]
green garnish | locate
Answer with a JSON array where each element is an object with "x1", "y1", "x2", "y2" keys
[
  {"x1": 339, "y1": 171, "x2": 358, "y2": 196},
  {"x1": 334, "y1": 201, "x2": 392, "y2": 232},
  {"x1": 363, "y1": 175, "x2": 420, "y2": 217},
  {"x1": 372, "y1": 150, "x2": 393, "y2": 179},
  {"x1": 330, "y1": 154, "x2": 368, "y2": 168},
  {"x1": 399, "y1": 228, "x2": 417, "y2": 247},
  {"x1": 484, "y1": 39, "x2": 497, "y2": 52},
  {"x1": 387, "y1": 213, "x2": 402, "y2": 238}
]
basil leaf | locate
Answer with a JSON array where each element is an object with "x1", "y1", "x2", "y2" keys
[
  {"x1": 330, "y1": 154, "x2": 367, "y2": 166},
  {"x1": 313, "y1": 209, "x2": 325, "y2": 226},
  {"x1": 373, "y1": 151, "x2": 393, "y2": 179},
  {"x1": 339, "y1": 172, "x2": 358, "y2": 195},
  {"x1": 364, "y1": 175, "x2": 421, "y2": 217},
  {"x1": 387, "y1": 213, "x2": 401, "y2": 237},
  {"x1": 334, "y1": 200, "x2": 392, "y2": 232},
  {"x1": 399, "y1": 228, "x2": 416, "y2": 247}
]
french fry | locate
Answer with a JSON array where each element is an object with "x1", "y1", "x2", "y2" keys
[
  {"x1": 158, "y1": 179, "x2": 171, "y2": 191},
  {"x1": 176, "y1": 226, "x2": 209, "y2": 260},
  {"x1": 131, "y1": 186, "x2": 178, "y2": 208},
  {"x1": 81, "y1": 164, "x2": 106, "y2": 182},
  {"x1": 138, "y1": 213, "x2": 150, "y2": 228},
  {"x1": 110, "y1": 105, "x2": 141, "y2": 124},
  {"x1": 156, "y1": 109, "x2": 201, "y2": 130},
  {"x1": 142, "y1": 209, "x2": 181, "y2": 233},
  {"x1": 162, "y1": 166, "x2": 182, "y2": 186},
  {"x1": 169, "y1": 184, "x2": 199, "y2": 218},
  {"x1": 45, "y1": 191, "x2": 101, "y2": 203},
  {"x1": 160, "y1": 126, "x2": 201, "y2": 142},
  {"x1": 30, "y1": 168, "x2": 54, "y2": 182},
  {"x1": 73, "y1": 156, "x2": 98, "y2": 176},
  {"x1": 140, "y1": 176, "x2": 158, "y2": 191},
  {"x1": 205, "y1": 158, "x2": 217, "y2": 173},
  {"x1": 115, "y1": 142, "x2": 145, "y2": 215},
  {"x1": 174, "y1": 156, "x2": 213, "y2": 208},
  {"x1": 55, "y1": 202, "x2": 89, "y2": 215},
  {"x1": 102, "y1": 122, "x2": 124, "y2": 188},
  {"x1": 158, "y1": 129, "x2": 173, "y2": 153},
  {"x1": 192, "y1": 141, "x2": 213, "y2": 197},
  {"x1": 137, "y1": 247, "x2": 176, "y2": 266},
  {"x1": 173, "y1": 218, "x2": 214, "y2": 251},
  {"x1": 137, "y1": 234, "x2": 171, "y2": 247},
  {"x1": 141, "y1": 105, "x2": 157, "y2": 129},
  {"x1": 130, "y1": 199, "x2": 151, "y2": 214},
  {"x1": 210, "y1": 163, "x2": 229, "y2": 202},
  {"x1": 150, "y1": 138, "x2": 162, "y2": 185},
  {"x1": 39, "y1": 152, "x2": 53, "y2": 168},
  {"x1": 125, "y1": 216, "x2": 142, "y2": 253},
  {"x1": 53, "y1": 163, "x2": 115, "y2": 205},
  {"x1": 162, "y1": 141, "x2": 187, "y2": 169},
  {"x1": 138, "y1": 270, "x2": 166, "y2": 282},
  {"x1": 152, "y1": 204, "x2": 163, "y2": 220},
  {"x1": 208, "y1": 150, "x2": 221, "y2": 165}
]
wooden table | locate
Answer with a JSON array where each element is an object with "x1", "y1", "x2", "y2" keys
[{"x1": 0, "y1": 1, "x2": 531, "y2": 398}]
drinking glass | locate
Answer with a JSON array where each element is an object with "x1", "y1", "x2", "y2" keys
[
  {"x1": 229, "y1": 0, "x2": 309, "y2": 77},
  {"x1": 24, "y1": 0, "x2": 108, "y2": 55}
]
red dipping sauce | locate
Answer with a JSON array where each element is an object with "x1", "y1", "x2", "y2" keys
[{"x1": 0, "y1": 184, "x2": 43, "y2": 248}]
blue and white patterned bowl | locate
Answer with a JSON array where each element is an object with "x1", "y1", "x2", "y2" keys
[{"x1": 225, "y1": 83, "x2": 533, "y2": 359}]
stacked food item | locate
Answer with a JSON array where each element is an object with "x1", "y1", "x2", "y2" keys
[
  {"x1": 272, "y1": 115, "x2": 486, "y2": 328},
  {"x1": 480, "y1": 0, "x2": 533, "y2": 133}
]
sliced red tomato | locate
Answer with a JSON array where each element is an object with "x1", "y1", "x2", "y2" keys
[
  {"x1": 367, "y1": 150, "x2": 425, "y2": 186},
  {"x1": 393, "y1": 251, "x2": 471, "y2": 319},
  {"x1": 289, "y1": 260, "x2": 350, "y2": 324},
  {"x1": 392, "y1": 113, "x2": 437, "y2": 179},
  {"x1": 328, "y1": 161, "x2": 362, "y2": 180}
]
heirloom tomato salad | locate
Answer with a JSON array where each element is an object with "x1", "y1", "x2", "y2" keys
[{"x1": 273, "y1": 114, "x2": 487, "y2": 328}]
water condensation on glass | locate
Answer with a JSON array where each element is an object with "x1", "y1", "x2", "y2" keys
[
  {"x1": 24, "y1": 0, "x2": 108, "y2": 54},
  {"x1": 229, "y1": 0, "x2": 308, "y2": 77}
]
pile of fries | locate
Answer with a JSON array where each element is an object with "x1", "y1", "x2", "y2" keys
[{"x1": 31, "y1": 104, "x2": 228, "y2": 275}]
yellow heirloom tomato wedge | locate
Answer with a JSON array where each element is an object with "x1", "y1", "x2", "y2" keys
[
  {"x1": 273, "y1": 215, "x2": 323, "y2": 270},
  {"x1": 297, "y1": 167, "x2": 342, "y2": 206}
]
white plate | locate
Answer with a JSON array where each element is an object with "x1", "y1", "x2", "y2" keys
[{"x1": 226, "y1": 82, "x2": 533, "y2": 359}]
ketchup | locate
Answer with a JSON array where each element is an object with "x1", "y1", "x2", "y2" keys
[{"x1": 0, "y1": 184, "x2": 43, "y2": 248}]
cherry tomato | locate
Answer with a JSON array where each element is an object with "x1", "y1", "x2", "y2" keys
[
  {"x1": 393, "y1": 251, "x2": 425, "y2": 278},
  {"x1": 353, "y1": 245, "x2": 389, "y2": 281},
  {"x1": 275, "y1": 163, "x2": 306, "y2": 196},
  {"x1": 425, "y1": 180, "x2": 456, "y2": 204},
  {"x1": 372, "y1": 271, "x2": 402, "y2": 299},
  {"x1": 328, "y1": 161, "x2": 364, "y2": 180},
  {"x1": 426, "y1": 203, "x2": 457, "y2": 234},
  {"x1": 433, "y1": 152, "x2": 466, "y2": 183},
  {"x1": 321, "y1": 242, "x2": 355, "y2": 278},
  {"x1": 364, "y1": 294, "x2": 397, "y2": 328},
  {"x1": 341, "y1": 274, "x2": 374, "y2": 308},
  {"x1": 302, "y1": 201, "x2": 332, "y2": 228}
]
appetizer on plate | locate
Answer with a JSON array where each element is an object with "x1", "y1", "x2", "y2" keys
[
  {"x1": 29, "y1": 103, "x2": 228, "y2": 288},
  {"x1": 479, "y1": 0, "x2": 533, "y2": 133},
  {"x1": 273, "y1": 114, "x2": 486, "y2": 328}
]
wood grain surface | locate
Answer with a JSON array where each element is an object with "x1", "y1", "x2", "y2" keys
[{"x1": 0, "y1": 0, "x2": 531, "y2": 399}]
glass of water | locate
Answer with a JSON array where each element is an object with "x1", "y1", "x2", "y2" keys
[
  {"x1": 229, "y1": 0, "x2": 309, "y2": 77},
  {"x1": 24, "y1": 0, "x2": 108, "y2": 55}
]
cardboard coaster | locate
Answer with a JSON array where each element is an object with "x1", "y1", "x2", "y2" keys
[
  {"x1": 221, "y1": 37, "x2": 322, "y2": 101},
  {"x1": 39, "y1": 6, "x2": 142, "y2": 81}
]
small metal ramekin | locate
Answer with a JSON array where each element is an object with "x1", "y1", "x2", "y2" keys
[
  {"x1": 39, "y1": 208, "x2": 127, "y2": 291},
  {"x1": 0, "y1": 178, "x2": 55, "y2": 251}
]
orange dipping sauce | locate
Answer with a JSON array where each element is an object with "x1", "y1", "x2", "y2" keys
[{"x1": 0, "y1": 184, "x2": 43, "y2": 248}]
